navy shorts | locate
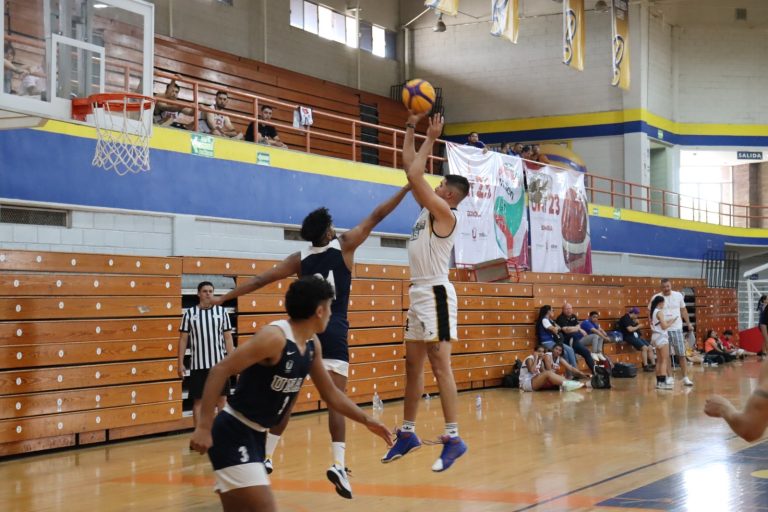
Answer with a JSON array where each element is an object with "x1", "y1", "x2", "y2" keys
[
  {"x1": 207, "y1": 411, "x2": 269, "y2": 492},
  {"x1": 188, "y1": 369, "x2": 229, "y2": 400},
  {"x1": 625, "y1": 334, "x2": 650, "y2": 351}
]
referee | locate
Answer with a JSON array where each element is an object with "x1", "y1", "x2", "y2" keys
[{"x1": 178, "y1": 281, "x2": 234, "y2": 426}]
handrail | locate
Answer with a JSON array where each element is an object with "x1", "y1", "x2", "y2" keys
[{"x1": 153, "y1": 70, "x2": 445, "y2": 174}]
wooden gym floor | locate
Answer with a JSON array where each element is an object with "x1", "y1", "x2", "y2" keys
[{"x1": 2, "y1": 360, "x2": 767, "y2": 512}]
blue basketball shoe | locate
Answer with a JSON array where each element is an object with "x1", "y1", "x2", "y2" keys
[
  {"x1": 431, "y1": 435, "x2": 467, "y2": 472},
  {"x1": 381, "y1": 430, "x2": 421, "y2": 463}
]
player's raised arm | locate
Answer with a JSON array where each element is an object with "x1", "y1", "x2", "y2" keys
[
  {"x1": 209, "y1": 252, "x2": 301, "y2": 307},
  {"x1": 308, "y1": 339, "x2": 393, "y2": 447},
  {"x1": 339, "y1": 185, "x2": 411, "y2": 253},
  {"x1": 189, "y1": 325, "x2": 286, "y2": 453},
  {"x1": 406, "y1": 114, "x2": 455, "y2": 228}
]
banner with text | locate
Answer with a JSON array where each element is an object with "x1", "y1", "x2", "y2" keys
[
  {"x1": 563, "y1": 0, "x2": 585, "y2": 71},
  {"x1": 446, "y1": 143, "x2": 528, "y2": 268},
  {"x1": 425, "y1": 0, "x2": 458, "y2": 16},
  {"x1": 491, "y1": 0, "x2": 520, "y2": 44},
  {"x1": 527, "y1": 166, "x2": 592, "y2": 274},
  {"x1": 611, "y1": 0, "x2": 630, "y2": 90}
]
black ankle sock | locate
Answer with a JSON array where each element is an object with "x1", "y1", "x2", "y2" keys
[{"x1": 656, "y1": 376, "x2": 665, "y2": 384}]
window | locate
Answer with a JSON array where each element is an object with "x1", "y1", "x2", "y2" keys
[{"x1": 289, "y1": 1, "x2": 395, "y2": 58}]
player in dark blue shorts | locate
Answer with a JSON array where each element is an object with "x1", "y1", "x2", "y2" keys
[
  {"x1": 190, "y1": 276, "x2": 392, "y2": 512},
  {"x1": 209, "y1": 185, "x2": 410, "y2": 497}
]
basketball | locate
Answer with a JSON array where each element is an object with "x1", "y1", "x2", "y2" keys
[{"x1": 402, "y1": 79, "x2": 436, "y2": 114}]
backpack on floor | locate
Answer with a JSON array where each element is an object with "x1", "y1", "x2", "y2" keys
[
  {"x1": 502, "y1": 360, "x2": 522, "y2": 388},
  {"x1": 611, "y1": 362, "x2": 637, "y2": 378},
  {"x1": 591, "y1": 364, "x2": 612, "y2": 389}
]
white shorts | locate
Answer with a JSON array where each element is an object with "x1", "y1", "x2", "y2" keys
[
  {"x1": 520, "y1": 377, "x2": 534, "y2": 392},
  {"x1": 651, "y1": 333, "x2": 669, "y2": 347},
  {"x1": 323, "y1": 358, "x2": 349, "y2": 378},
  {"x1": 404, "y1": 283, "x2": 458, "y2": 342}
]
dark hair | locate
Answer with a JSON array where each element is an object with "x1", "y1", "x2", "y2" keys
[
  {"x1": 260, "y1": 104, "x2": 273, "y2": 112},
  {"x1": 445, "y1": 174, "x2": 470, "y2": 199},
  {"x1": 536, "y1": 305, "x2": 552, "y2": 334},
  {"x1": 535, "y1": 342, "x2": 548, "y2": 352},
  {"x1": 660, "y1": 278, "x2": 671, "y2": 285},
  {"x1": 706, "y1": 328, "x2": 717, "y2": 340},
  {"x1": 285, "y1": 275, "x2": 335, "y2": 320},
  {"x1": 589, "y1": 311, "x2": 599, "y2": 318},
  {"x1": 5, "y1": 43, "x2": 14, "y2": 56},
  {"x1": 301, "y1": 207, "x2": 333, "y2": 246},
  {"x1": 165, "y1": 80, "x2": 179, "y2": 92},
  {"x1": 216, "y1": 90, "x2": 228, "y2": 98},
  {"x1": 197, "y1": 281, "x2": 214, "y2": 292},
  {"x1": 650, "y1": 295, "x2": 665, "y2": 319},
  {"x1": 758, "y1": 295, "x2": 767, "y2": 311},
  {"x1": 723, "y1": 329, "x2": 733, "y2": 336},
  {"x1": 521, "y1": 145, "x2": 531, "y2": 152},
  {"x1": 468, "y1": 131, "x2": 479, "y2": 137}
]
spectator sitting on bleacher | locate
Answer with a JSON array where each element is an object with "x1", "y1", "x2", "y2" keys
[
  {"x1": 245, "y1": 105, "x2": 287, "y2": 148},
  {"x1": 556, "y1": 303, "x2": 598, "y2": 370},
  {"x1": 205, "y1": 90, "x2": 243, "y2": 140},
  {"x1": 4, "y1": 43, "x2": 29, "y2": 94},
  {"x1": 465, "y1": 131, "x2": 485, "y2": 149},
  {"x1": 722, "y1": 329, "x2": 757, "y2": 359},
  {"x1": 618, "y1": 307, "x2": 656, "y2": 372},
  {"x1": 704, "y1": 329, "x2": 735, "y2": 364},
  {"x1": 536, "y1": 305, "x2": 579, "y2": 375},
  {"x1": 580, "y1": 311, "x2": 609, "y2": 362},
  {"x1": 154, "y1": 80, "x2": 195, "y2": 129},
  {"x1": 531, "y1": 144, "x2": 551, "y2": 165},
  {"x1": 519, "y1": 344, "x2": 584, "y2": 392}
]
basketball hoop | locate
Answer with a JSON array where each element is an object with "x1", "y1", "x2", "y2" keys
[{"x1": 72, "y1": 93, "x2": 155, "y2": 176}]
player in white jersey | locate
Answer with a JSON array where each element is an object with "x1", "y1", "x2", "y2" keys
[{"x1": 381, "y1": 113, "x2": 470, "y2": 472}]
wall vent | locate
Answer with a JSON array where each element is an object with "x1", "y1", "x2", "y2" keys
[
  {"x1": 0, "y1": 206, "x2": 69, "y2": 227},
  {"x1": 735, "y1": 8, "x2": 747, "y2": 21},
  {"x1": 381, "y1": 237, "x2": 406, "y2": 249}
]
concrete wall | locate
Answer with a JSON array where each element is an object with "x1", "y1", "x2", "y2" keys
[{"x1": 150, "y1": 0, "x2": 401, "y2": 96}]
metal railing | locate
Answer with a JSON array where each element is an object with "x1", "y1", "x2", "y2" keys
[{"x1": 152, "y1": 70, "x2": 445, "y2": 174}]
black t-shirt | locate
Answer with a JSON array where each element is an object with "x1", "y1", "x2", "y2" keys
[
  {"x1": 556, "y1": 313, "x2": 582, "y2": 342},
  {"x1": 760, "y1": 307, "x2": 768, "y2": 327},
  {"x1": 244, "y1": 121, "x2": 278, "y2": 142},
  {"x1": 618, "y1": 314, "x2": 639, "y2": 340}
]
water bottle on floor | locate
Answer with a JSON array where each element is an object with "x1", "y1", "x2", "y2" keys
[
  {"x1": 372, "y1": 391, "x2": 383, "y2": 412},
  {"x1": 475, "y1": 394, "x2": 482, "y2": 409}
]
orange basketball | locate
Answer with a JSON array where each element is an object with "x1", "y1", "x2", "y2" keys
[{"x1": 402, "y1": 79, "x2": 436, "y2": 114}]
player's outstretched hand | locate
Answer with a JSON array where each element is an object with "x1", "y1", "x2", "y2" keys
[
  {"x1": 426, "y1": 114, "x2": 444, "y2": 140},
  {"x1": 207, "y1": 296, "x2": 224, "y2": 308},
  {"x1": 364, "y1": 417, "x2": 394, "y2": 447},
  {"x1": 704, "y1": 395, "x2": 735, "y2": 418},
  {"x1": 189, "y1": 427, "x2": 213, "y2": 455}
]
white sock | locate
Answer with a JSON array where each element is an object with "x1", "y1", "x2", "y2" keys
[
  {"x1": 332, "y1": 442, "x2": 346, "y2": 468},
  {"x1": 444, "y1": 422, "x2": 459, "y2": 438},
  {"x1": 265, "y1": 432, "x2": 280, "y2": 460},
  {"x1": 401, "y1": 420, "x2": 416, "y2": 433}
]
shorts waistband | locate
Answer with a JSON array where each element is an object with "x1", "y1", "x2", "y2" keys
[
  {"x1": 223, "y1": 404, "x2": 267, "y2": 432},
  {"x1": 410, "y1": 277, "x2": 451, "y2": 287}
]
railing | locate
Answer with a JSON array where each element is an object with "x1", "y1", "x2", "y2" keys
[
  {"x1": 585, "y1": 175, "x2": 768, "y2": 227},
  {"x1": 152, "y1": 70, "x2": 445, "y2": 174}
]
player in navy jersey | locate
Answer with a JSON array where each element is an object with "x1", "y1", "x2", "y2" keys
[
  {"x1": 190, "y1": 276, "x2": 392, "y2": 512},
  {"x1": 208, "y1": 185, "x2": 411, "y2": 497}
]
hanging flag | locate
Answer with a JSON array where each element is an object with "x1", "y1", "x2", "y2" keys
[
  {"x1": 527, "y1": 166, "x2": 592, "y2": 274},
  {"x1": 490, "y1": 0, "x2": 519, "y2": 44},
  {"x1": 445, "y1": 143, "x2": 529, "y2": 269},
  {"x1": 611, "y1": 0, "x2": 630, "y2": 90},
  {"x1": 563, "y1": 0, "x2": 585, "y2": 71},
  {"x1": 425, "y1": 0, "x2": 458, "y2": 16}
]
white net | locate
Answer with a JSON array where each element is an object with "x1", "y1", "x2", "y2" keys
[{"x1": 89, "y1": 95, "x2": 154, "y2": 176}]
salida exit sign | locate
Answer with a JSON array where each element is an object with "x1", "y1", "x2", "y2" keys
[{"x1": 737, "y1": 151, "x2": 763, "y2": 160}]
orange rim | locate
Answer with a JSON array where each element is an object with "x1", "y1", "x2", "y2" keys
[{"x1": 72, "y1": 93, "x2": 155, "y2": 115}]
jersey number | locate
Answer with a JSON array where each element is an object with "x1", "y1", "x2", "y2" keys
[
  {"x1": 277, "y1": 396, "x2": 291, "y2": 416},
  {"x1": 238, "y1": 446, "x2": 249, "y2": 463}
]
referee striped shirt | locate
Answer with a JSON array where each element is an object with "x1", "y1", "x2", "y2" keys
[{"x1": 180, "y1": 305, "x2": 232, "y2": 370}]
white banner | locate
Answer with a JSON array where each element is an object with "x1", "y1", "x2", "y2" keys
[
  {"x1": 490, "y1": 0, "x2": 519, "y2": 44},
  {"x1": 446, "y1": 143, "x2": 528, "y2": 268},
  {"x1": 425, "y1": 0, "x2": 458, "y2": 16},
  {"x1": 527, "y1": 166, "x2": 592, "y2": 273}
]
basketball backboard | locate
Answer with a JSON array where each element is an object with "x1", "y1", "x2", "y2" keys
[{"x1": 1, "y1": 0, "x2": 154, "y2": 128}]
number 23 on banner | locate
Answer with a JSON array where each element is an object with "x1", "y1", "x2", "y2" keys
[{"x1": 530, "y1": 194, "x2": 561, "y2": 215}]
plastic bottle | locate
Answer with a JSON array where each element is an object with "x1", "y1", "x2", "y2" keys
[
  {"x1": 423, "y1": 392, "x2": 431, "y2": 401},
  {"x1": 475, "y1": 394, "x2": 482, "y2": 409},
  {"x1": 372, "y1": 391, "x2": 383, "y2": 411}
]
